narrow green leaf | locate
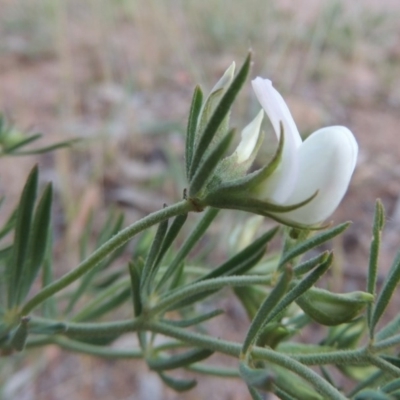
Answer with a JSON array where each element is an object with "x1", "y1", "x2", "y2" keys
[
  {"x1": 278, "y1": 222, "x2": 350, "y2": 268},
  {"x1": 197, "y1": 226, "x2": 279, "y2": 282},
  {"x1": 247, "y1": 385, "x2": 264, "y2": 400},
  {"x1": 129, "y1": 262, "x2": 143, "y2": 317},
  {"x1": 156, "y1": 207, "x2": 219, "y2": 290},
  {"x1": 239, "y1": 362, "x2": 274, "y2": 391},
  {"x1": 371, "y1": 250, "x2": 400, "y2": 333},
  {"x1": 376, "y1": 314, "x2": 400, "y2": 341},
  {"x1": 141, "y1": 219, "x2": 169, "y2": 293},
  {"x1": 17, "y1": 183, "x2": 53, "y2": 303},
  {"x1": 186, "y1": 86, "x2": 203, "y2": 180},
  {"x1": 148, "y1": 348, "x2": 214, "y2": 371},
  {"x1": 0, "y1": 208, "x2": 17, "y2": 240},
  {"x1": 293, "y1": 251, "x2": 329, "y2": 276},
  {"x1": 161, "y1": 309, "x2": 223, "y2": 328},
  {"x1": 168, "y1": 248, "x2": 266, "y2": 311},
  {"x1": 368, "y1": 200, "x2": 385, "y2": 336},
  {"x1": 66, "y1": 211, "x2": 125, "y2": 314},
  {"x1": 158, "y1": 372, "x2": 197, "y2": 392},
  {"x1": 274, "y1": 387, "x2": 297, "y2": 400},
  {"x1": 10, "y1": 138, "x2": 80, "y2": 155},
  {"x1": 79, "y1": 210, "x2": 94, "y2": 261},
  {"x1": 189, "y1": 129, "x2": 235, "y2": 197},
  {"x1": 153, "y1": 213, "x2": 188, "y2": 272},
  {"x1": 10, "y1": 316, "x2": 30, "y2": 351},
  {"x1": 3, "y1": 134, "x2": 42, "y2": 152},
  {"x1": 242, "y1": 268, "x2": 292, "y2": 353},
  {"x1": 382, "y1": 378, "x2": 400, "y2": 394},
  {"x1": 354, "y1": 390, "x2": 392, "y2": 400},
  {"x1": 168, "y1": 262, "x2": 185, "y2": 291},
  {"x1": 8, "y1": 165, "x2": 38, "y2": 308},
  {"x1": 189, "y1": 53, "x2": 251, "y2": 179},
  {"x1": 42, "y1": 228, "x2": 57, "y2": 318},
  {"x1": 270, "y1": 253, "x2": 333, "y2": 325},
  {"x1": 74, "y1": 287, "x2": 131, "y2": 322}
]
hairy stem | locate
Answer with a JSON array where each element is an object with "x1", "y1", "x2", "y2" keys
[{"x1": 21, "y1": 200, "x2": 194, "y2": 315}]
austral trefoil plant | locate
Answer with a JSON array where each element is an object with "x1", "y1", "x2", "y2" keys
[{"x1": 3, "y1": 53, "x2": 400, "y2": 400}]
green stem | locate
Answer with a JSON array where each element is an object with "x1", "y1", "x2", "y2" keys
[
  {"x1": 53, "y1": 336, "x2": 142, "y2": 359},
  {"x1": 21, "y1": 200, "x2": 193, "y2": 315},
  {"x1": 366, "y1": 354, "x2": 400, "y2": 378},
  {"x1": 285, "y1": 348, "x2": 366, "y2": 366},
  {"x1": 30, "y1": 316, "x2": 141, "y2": 337},
  {"x1": 150, "y1": 275, "x2": 273, "y2": 315},
  {"x1": 144, "y1": 321, "x2": 346, "y2": 400}
]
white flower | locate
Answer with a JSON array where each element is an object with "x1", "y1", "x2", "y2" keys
[{"x1": 235, "y1": 77, "x2": 358, "y2": 226}]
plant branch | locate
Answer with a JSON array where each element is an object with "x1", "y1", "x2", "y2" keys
[{"x1": 21, "y1": 200, "x2": 194, "y2": 315}]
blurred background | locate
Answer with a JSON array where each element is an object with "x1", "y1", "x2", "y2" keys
[{"x1": 0, "y1": 0, "x2": 400, "y2": 399}]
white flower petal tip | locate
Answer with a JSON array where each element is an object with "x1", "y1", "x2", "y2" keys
[
  {"x1": 248, "y1": 76, "x2": 358, "y2": 226},
  {"x1": 212, "y1": 62, "x2": 236, "y2": 93},
  {"x1": 235, "y1": 109, "x2": 264, "y2": 163},
  {"x1": 281, "y1": 126, "x2": 358, "y2": 225}
]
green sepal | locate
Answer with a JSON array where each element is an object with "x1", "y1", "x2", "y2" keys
[
  {"x1": 189, "y1": 128, "x2": 235, "y2": 197},
  {"x1": 129, "y1": 261, "x2": 143, "y2": 317},
  {"x1": 158, "y1": 372, "x2": 197, "y2": 392},
  {"x1": 205, "y1": 188, "x2": 318, "y2": 215},
  {"x1": 148, "y1": 348, "x2": 214, "y2": 371},
  {"x1": 17, "y1": 183, "x2": 53, "y2": 304},
  {"x1": 185, "y1": 86, "x2": 203, "y2": 180},
  {"x1": 10, "y1": 316, "x2": 30, "y2": 351},
  {"x1": 212, "y1": 120, "x2": 285, "y2": 194},
  {"x1": 242, "y1": 267, "x2": 292, "y2": 353},
  {"x1": 7, "y1": 165, "x2": 38, "y2": 308},
  {"x1": 371, "y1": 250, "x2": 400, "y2": 334},
  {"x1": 161, "y1": 309, "x2": 223, "y2": 328},
  {"x1": 278, "y1": 222, "x2": 350, "y2": 268},
  {"x1": 296, "y1": 288, "x2": 374, "y2": 326},
  {"x1": 239, "y1": 362, "x2": 275, "y2": 391},
  {"x1": 189, "y1": 53, "x2": 251, "y2": 179}
]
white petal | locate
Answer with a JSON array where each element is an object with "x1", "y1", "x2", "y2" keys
[
  {"x1": 279, "y1": 126, "x2": 358, "y2": 225},
  {"x1": 251, "y1": 78, "x2": 302, "y2": 202},
  {"x1": 235, "y1": 109, "x2": 264, "y2": 163}
]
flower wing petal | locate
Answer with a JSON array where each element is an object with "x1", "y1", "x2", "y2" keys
[{"x1": 278, "y1": 126, "x2": 358, "y2": 225}]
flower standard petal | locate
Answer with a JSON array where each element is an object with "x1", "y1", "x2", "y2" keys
[
  {"x1": 251, "y1": 78, "x2": 301, "y2": 203},
  {"x1": 277, "y1": 126, "x2": 358, "y2": 225}
]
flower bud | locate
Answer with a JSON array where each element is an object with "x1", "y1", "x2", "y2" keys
[{"x1": 296, "y1": 287, "x2": 374, "y2": 326}]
